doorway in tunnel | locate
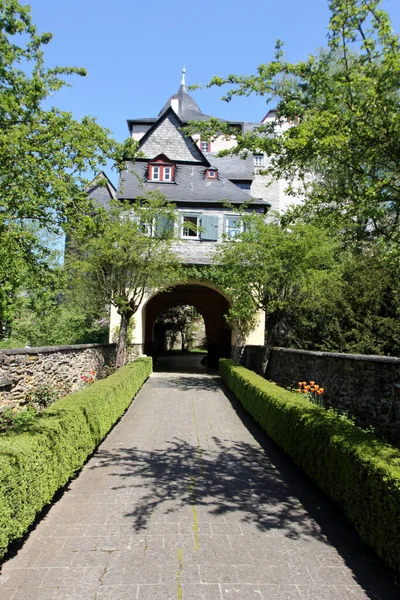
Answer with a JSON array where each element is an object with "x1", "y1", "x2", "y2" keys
[{"x1": 143, "y1": 282, "x2": 232, "y2": 368}]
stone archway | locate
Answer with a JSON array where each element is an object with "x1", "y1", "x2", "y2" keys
[{"x1": 143, "y1": 282, "x2": 232, "y2": 367}]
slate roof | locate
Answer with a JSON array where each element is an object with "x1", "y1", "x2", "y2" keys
[
  {"x1": 87, "y1": 171, "x2": 117, "y2": 209},
  {"x1": 128, "y1": 83, "x2": 243, "y2": 132},
  {"x1": 207, "y1": 152, "x2": 255, "y2": 180},
  {"x1": 139, "y1": 109, "x2": 205, "y2": 163},
  {"x1": 117, "y1": 161, "x2": 268, "y2": 207},
  {"x1": 158, "y1": 82, "x2": 206, "y2": 121}
]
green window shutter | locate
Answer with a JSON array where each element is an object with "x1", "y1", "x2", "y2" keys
[
  {"x1": 155, "y1": 215, "x2": 174, "y2": 238},
  {"x1": 200, "y1": 215, "x2": 219, "y2": 241}
]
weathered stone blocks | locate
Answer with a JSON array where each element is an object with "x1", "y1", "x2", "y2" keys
[
  {"x1": 0, "y1": 343, "x2": 143, "y2": 408},
  {"x1": 238, "y1": 345, "x2": 400, "y2": 446}
]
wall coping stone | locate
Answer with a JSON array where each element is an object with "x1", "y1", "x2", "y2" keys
[
  {"x1": 270, "y1": 346, "x2": 400, "y2": 365},
  {"x1": 0, "y1": 343, "x2": 117, "y2": 356}
]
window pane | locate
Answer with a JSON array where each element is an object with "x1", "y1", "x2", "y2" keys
[
  {"x1": 182, "y1": 216, "x2": 198, "y2": 237},
  {"x1": 226, "y1": 216, "x2": 242, "y2": 238},
  {"x1": 152, "y1": 166, "x2": 160, "y2": 180},
  {"x1": 254, "y1": 154, "x2": 264, "y2": 166},
  {"x1": 164, "y1": 167, "x2": 171, "y2": 180}
]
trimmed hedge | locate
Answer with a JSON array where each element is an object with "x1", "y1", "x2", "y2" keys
[
  {"x1": 220, "y1": 359, "x2": 400, "y2": 572},
  {"x1": 0, "y1": 356, "x2": 152, "y2": 560}
]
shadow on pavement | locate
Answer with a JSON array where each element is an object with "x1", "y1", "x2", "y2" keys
[
  {"x1": 153, "y1": 353, "x2": 215, "y2": 374},
  {"x1": 91, "y1": 381, "x2": 399, "y2": 599}
]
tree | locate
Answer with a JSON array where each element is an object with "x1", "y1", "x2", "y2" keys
[
  {"x1": 189, "y1": 0, "x2": 400, "y2": 358},
  {"x1": 192, "y1": 0, "x2": 400, "y2": 247},
  {"x1": 215, "y1": 217, "x2": 341, "y2": 374},
  {"x1": 73, "y1": 193, "x2": 181, "y2": 367},
  {"x1": 157, "y1": 305, "x2": 201, "y2": 352},
  {"x1": 0, "y1": 0, "x2": 137, "y2": 332}
]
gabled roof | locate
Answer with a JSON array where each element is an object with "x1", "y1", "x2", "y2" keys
[
  {"x1": 139, "y1": 107, "x2": 207, "y2": 164},
  {"x1": 87, "y1": 171, "x2": 116, "y2": 209},
  {"x1": 117, "y1": 161, "x2": 268, "y2": 207}
]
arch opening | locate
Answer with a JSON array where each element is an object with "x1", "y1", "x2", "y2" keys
[
  {"x1": 143, "y1": 283, "x2": 232, "y2": 368},
  {"x1": 154, "y1": 305, "x2": 207, "y2": 354}
]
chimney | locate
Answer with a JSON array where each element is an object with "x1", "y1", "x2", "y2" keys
[{"x1": 171, "y1": 98, "x2": 179, "y2": 114}]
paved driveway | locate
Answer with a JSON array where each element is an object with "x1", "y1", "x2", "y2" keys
[{"x1": 1, "y1": 356, "x2": 399, "y2": 599}]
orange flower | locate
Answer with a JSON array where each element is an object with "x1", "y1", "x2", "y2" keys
[
  {"x1": 302, "y1": 381, "x2": 307, "y2": 385},
  {"x1": 314, "y1": 385, "x2": 319, "y2": 390},
  {"x1": 90, "y1": 370, "x2": 96, "y2": 376},
  {"x1": 297, "y1": 389, "x2": 302, "y2": 393},
  {"x1": 310, "y1": 381, "x2": 315, "y2": 385},
  {"x1": 298, "y1": 382, "x2": 303, "y2": 387},
  {"x1": 318, "y1": 389, "x2": 324, "y2": 395}
]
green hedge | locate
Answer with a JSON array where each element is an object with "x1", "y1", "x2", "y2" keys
[
  {"x1": 0, "y1": 356, "x2": 152, "y2": 560},
  {"x1": 220, "y1": 359, "x2": 400, "y2": 572}
]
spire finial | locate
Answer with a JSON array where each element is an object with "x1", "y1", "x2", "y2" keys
[{"x1": 181, "y1": 65, "x2": 186, "y2": 88}]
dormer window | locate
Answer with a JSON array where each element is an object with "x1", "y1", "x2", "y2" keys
[
  {"x1": 206, "y1": 169, "x2": 217, "y2": 180},
  {"x1": 148, "y1": 155, "x2": 175, "y2": 182},
  {"x1": 150, "y1": 165, "x2": 160, "y2": 180}
]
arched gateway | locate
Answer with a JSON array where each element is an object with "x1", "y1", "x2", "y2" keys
[{"x1": 143, "y1": 282, "x2": 232, "y2": 366}]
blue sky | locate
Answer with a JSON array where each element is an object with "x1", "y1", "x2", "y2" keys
[{"x1": 27, "y1": 0, "x2": 400, "y2": 184}]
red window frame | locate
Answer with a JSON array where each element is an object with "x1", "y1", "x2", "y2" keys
[
  {"x1": 148, "y1": 162, "x2": 175, "y2": 182},
  {"x1": 206, "y1": 169, "x2": 217, "y2": 180}
]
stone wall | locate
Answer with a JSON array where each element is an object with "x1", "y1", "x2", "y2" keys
[
  {"x1": 237, "y1": 345, "x2": 400, "y2": 446},
  {"x1": 0, "y1": 343, "x2": 143, "y2": 408}
]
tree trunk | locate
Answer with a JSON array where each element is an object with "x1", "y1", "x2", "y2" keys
[
  {"x1": 259, "y1": 313, "x2": 279, "y2": 377},
  {"x1": 115, "y1": 311, "x2": 132, "y2": 368},
  {"x1": 181, "y1": 329, "x2": 185, "y2": 352}
]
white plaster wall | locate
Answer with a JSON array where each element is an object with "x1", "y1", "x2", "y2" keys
[
  {"x1": 246, "y1": 311, "x2": 265, "y2": 345},
  {"x1": 131, "y1": 124, "x2": 152, "y2": 141}
]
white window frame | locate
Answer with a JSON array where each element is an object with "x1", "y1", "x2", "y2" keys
[
  {"x1": 140, "y1": 220, "x2": 154, "y2": 236},
  {"x1": 201, "y1": 141, "x2": 210, "y2": 154},
  {"x1": 151, "y1": 165, "x2": 160, "y2": 180},
  {"x1": 163, "y1": 166, "x2": 172, "y2": 181},
  {"x1": 225, "y1": 215, "x2": 244, "y2": 239},
  {"x1": 254, "y1": 154, "x2": 264, "y2": 167},
  {"x1": 181, "y1": 214, "x2": 200, "y2": 239}
]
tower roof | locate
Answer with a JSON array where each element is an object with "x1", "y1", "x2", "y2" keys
[{"x1": 158, "y1": 67, "x2": 212, "y2": 122}]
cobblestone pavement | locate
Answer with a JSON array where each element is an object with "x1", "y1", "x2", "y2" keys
[{"x1": 1, "y1": 356, "x2": 399, "y2": 600}]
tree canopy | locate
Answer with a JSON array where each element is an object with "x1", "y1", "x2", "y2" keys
[
  {"x1": 192, "y1": 0, "x2": 400, "y2": 249},
  {"x1": 214, "y1": 218, "x2": 341, "y2": 371},
  {"x1": 0, "y1": 0, "x2": 137, "y2": 335},
  {"x1": 71, "y1": 192, "x2": 181, "y2": 366},
  {"x1": 191, "y1": 0, "x2": 400, "y2": 359}
]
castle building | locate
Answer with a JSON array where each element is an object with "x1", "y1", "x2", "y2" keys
[{"x1": 104, "y1": 70, "x2": 299, "y2": 362}]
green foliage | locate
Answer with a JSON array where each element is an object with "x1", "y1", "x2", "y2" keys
[
  {"x1": 277, "y1": 246, "x2": 400, "y2": 355},
  {"x1": 220, "y1": 359, "x2": 400, "y2": 572},
  {"x1": 25, "y1": 384, "x2": 61, "y2": 408},
  {"x1": 0, "y1": 0, "x2": 138, "y2": 334},
  {"x1": 0, "y1": 356, "x2": 152, "y2": 559},
  {"x1": 157, "y1": 305, "x2": 201, "y2": 351},
  {"x1": 189, "y1": 0, "x2": 400, "y2": 357},
  {"x1": 71, "y1": 192, "x2": 182, "y2": 365},
  {"x1": 215, "y1": 218, "x2": 340, "y2": 361},
  {"x1": 0, "y1": 405, "x2": 37, "y2": 433},
  {"x1": 195, "y1": 0, "x2": 400, "y2": 247}
]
